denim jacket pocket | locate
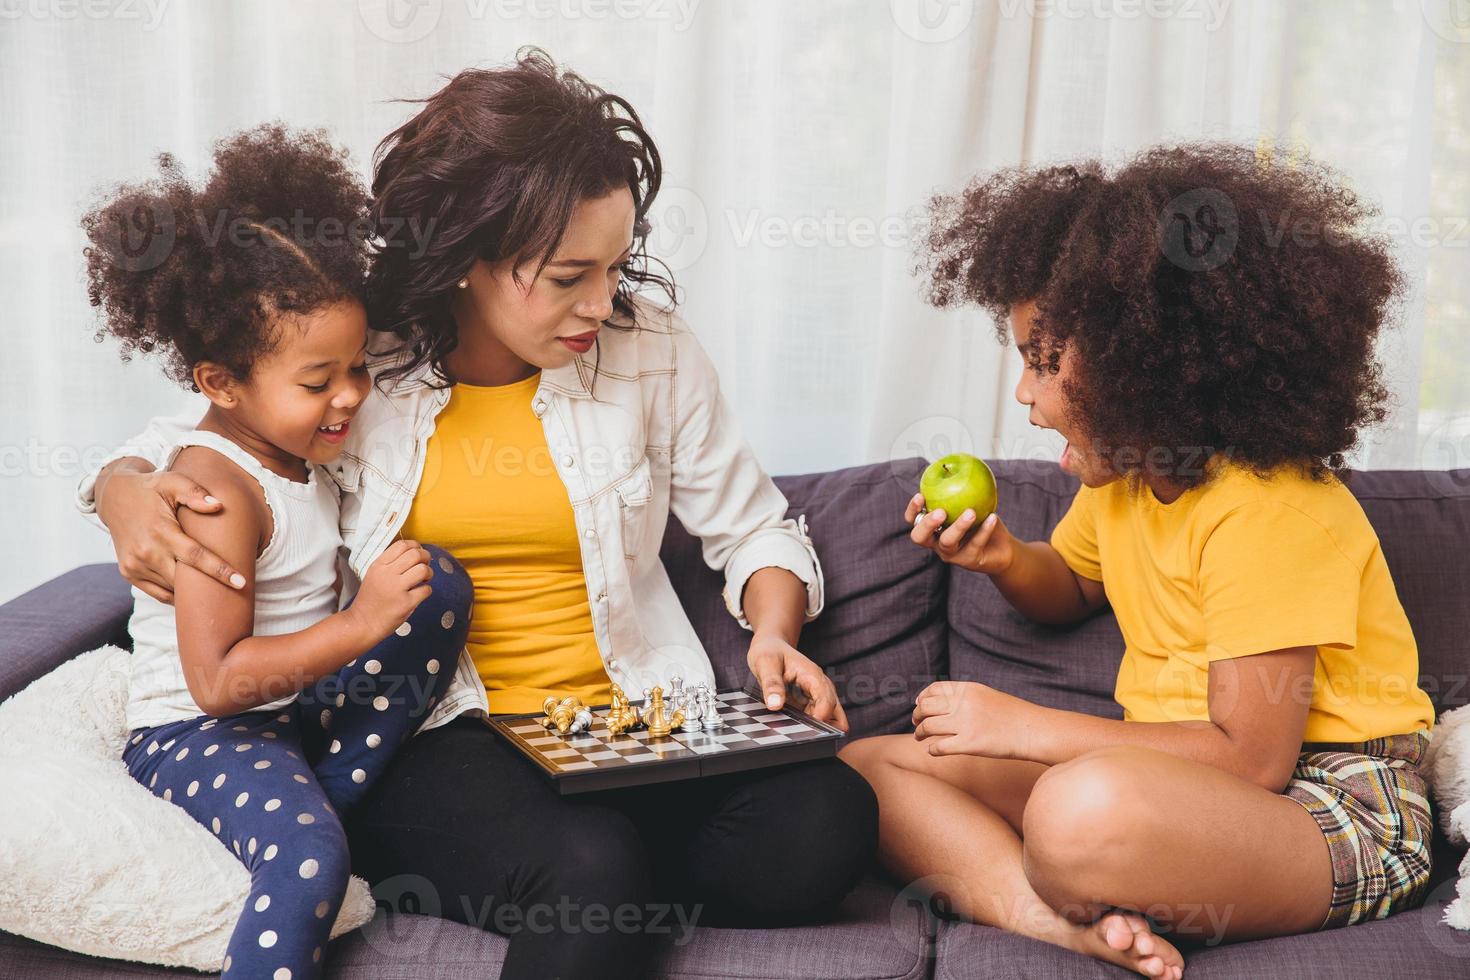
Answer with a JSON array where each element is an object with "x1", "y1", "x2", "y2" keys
[{"x1": 614, "y1": 457, "x2": 654, "y2": 560}]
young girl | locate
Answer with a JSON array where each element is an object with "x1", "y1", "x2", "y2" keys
[
  {"x1": 841, "y1": 144, "x2": 1436, "y2": 978},
  {"x1": 83, "y1": 125, "x2": 471, "y2": 980}
]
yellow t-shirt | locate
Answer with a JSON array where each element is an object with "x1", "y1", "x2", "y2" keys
[
  {"x1": 399, "y1": 372, "x2": 612, "y2": 715},
  {"x1": 1049, "y1": 460, "x2": 1434, "y2": 743}
]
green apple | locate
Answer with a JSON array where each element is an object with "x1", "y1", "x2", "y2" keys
[{"x1": 918, "y1": 454, "x2": 998, "y2": 528}]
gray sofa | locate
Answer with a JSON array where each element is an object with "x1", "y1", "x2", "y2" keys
[{"x1": 3, "y1": 457, "x2": 1468, "y2": 978}]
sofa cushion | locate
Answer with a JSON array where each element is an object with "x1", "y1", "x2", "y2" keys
[
  {"x1": 0, "y1": 563, "x2": 133, "y2": 703},
  {"x1": 947, "y1": 462, "x2": 1470, "y2": 721},
  {"x1": 0, "y1": 647, "x2": 376, "y2": 972},
  {"x1": 661, "y1": 458, "x2": 948, "y2": 739},
  {"x1": 1342, "y1": 468, "x2": 1470, "y2": 716},
  {"x1": 1, "y1": 875, "x2": 928, "y2": 980},
  {"x1": 932, "y1": 882, "x2": 1470, "y2": 979}
]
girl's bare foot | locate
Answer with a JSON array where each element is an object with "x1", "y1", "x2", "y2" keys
[{"x1": 1069, "y1": 911, "x2": 1185, "y2": 979}]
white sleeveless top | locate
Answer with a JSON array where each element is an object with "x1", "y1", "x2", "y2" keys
[{"x1": 125, "y1": 430, "x2": 344, "y2": 731}]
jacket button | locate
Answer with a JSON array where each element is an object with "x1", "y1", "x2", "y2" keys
[
  {"x1": 533, "y1": 400, "x2": 547, "y2": 416},
  {"x1": 562, "y1": 454, "x2": 576, "y2": 469},
  {"x1": 596, "y1": 592, "x2": 608, "y2": 602},
  {"x1": 607, "y1": 659, "x2": 621, "y2": 672},
  {"x1": 583, "y1": 528, "x2": 596, "y2": 539}
]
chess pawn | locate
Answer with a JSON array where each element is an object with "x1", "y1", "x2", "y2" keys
[
  {"x1": 641, "y1": 688, "x2": 684, "y2": 738},
  {"x1": 541, "y1": 695, "x2": 584, "y2": 734},
  {"x1": 604, "y1": 684, "x2": 641, "y2": 736},
  {"x1": 701, "y1": 690, "x2": 723, "y2": 730},
  {"x1": 672, "y1": 677, "x2": 694, "y2": 719},
  {"x1": 569, "y1": 707, "x2": 595, "y2": 735}
]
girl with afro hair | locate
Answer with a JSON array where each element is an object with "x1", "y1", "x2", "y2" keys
[
  {"x1": 83, "y1": 124, "x2": 471, "y2": 980},
  {"x1": 843, "y1": 143, "x2": 1436, "y2": 978}
]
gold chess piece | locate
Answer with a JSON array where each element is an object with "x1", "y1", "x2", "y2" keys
[
  {"x1": 640, "y1": 687, "x2": 685, "y2": 738},
  {"x1": 604, "y1": 684, "x2": 642, "y2": 736},
  {"x1": 541, "y1": 695, "x2": 590, "y2": 735}
]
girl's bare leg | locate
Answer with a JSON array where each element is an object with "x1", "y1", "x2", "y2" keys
[
  {"x1": 841, "y1": 735, "x2": 1186, "y2": 978},
  {"x1": 1020, "y1": 745, "x2": 1333, "y2": 944}
]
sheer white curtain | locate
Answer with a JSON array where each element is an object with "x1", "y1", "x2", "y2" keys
[{"x1": 3, "y1": 0, "x2": 1466, "y2": 603}]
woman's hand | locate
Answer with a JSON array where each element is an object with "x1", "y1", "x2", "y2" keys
[
  {"x1": 912, "y1": 680, "x2": 1043, "y2": 760},
  {"x1": 905, "y1": 493, "x2": 1017, "y2": 575},
  {"x1": 97, "y1": 464, "x2": 247, "y2": 604},
  {"x1": 747, "y1": 634, "x2": 849, "y2": 732}
]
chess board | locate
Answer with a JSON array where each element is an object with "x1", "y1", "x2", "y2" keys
[{"x1": 487, "y1": 689, "x2": 844, "y2": 794}]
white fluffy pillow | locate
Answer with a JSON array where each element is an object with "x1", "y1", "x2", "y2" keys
[
  {"x1": 0, "y1": 646, "x2": 376, "y2": 970},
  {"x1": 1425, "y1": 704, "x2": 1470, "y2": 930}
]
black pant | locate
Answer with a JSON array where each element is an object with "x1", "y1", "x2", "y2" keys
[{"x1": 342, "y1": 716, "x2": 879, "y2": 979}]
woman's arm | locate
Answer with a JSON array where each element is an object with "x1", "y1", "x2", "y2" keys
[
  {"x1": 741, "y1": 566, "x2": 849, "y2": 730},
  {"x1": 665, "y1": 323, "x2": 823, "y2": 629},
  {"x1": 914, "y1": 646, "x2": 1316, "y2": 791},
  {"x1": 663, "y1": 320, "x2": 845, "y2": 726},
  {"x1": 78, "y1": 409, "x2": 248, "y2": 602}
]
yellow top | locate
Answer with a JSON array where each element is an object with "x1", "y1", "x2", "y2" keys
[
  {"x1": 1049, "y1": 460, "x2": 1434, "y2": 743},
  {"x1": 399, "y1": 372, "x2": 612, "y2": 714}
]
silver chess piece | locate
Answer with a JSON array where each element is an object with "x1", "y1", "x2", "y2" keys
[{"x1": 701, "y1": 689, "x2": 723, "y2": 730}]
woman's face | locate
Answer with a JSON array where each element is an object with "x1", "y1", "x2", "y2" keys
[
  {"x1": 1010, "y1": 300, "x2": 1117, "y2": 488},
  {"x1": 454, "y1": 186, "x2": 636, "y2": 372}
]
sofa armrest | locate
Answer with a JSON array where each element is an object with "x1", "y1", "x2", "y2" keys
[{"x1": 0, "y1": 564, "x2": 133, "y2": 701}]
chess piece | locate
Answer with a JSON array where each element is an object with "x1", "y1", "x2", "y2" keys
[
  {"x1": 604, "y1": 684, "x2": 643, "y2": 736},
  {"x1": 640, "y1": 687, "x2": 685, "y2": 738},
  {"x1": 570, "y1": 707, "x2": 595, "y2": 735},
  {"x1": 701, "y1": 689, "x2": 723, "y2": 730},
  {"x1": 683, "y1": 696, "x2": 704, "y2": 733},
  {"x1": 541, "y1": 695, "x2": 585, "y2": 735},
  {"x1": 674, "y1": 683, "x2": 695, "y2": 720}
]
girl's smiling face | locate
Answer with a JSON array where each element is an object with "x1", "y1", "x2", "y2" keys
[
  {"x1": 198, "y1": 298, "x2": 372, "y2": 468},
  {"x1": 1010, "y1": 300, "x2": 1117, "y2": 488}
]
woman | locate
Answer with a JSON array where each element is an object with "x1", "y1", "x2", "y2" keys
[{"x1": 79, "y1": 49, "x2": 877, "y2": 979}]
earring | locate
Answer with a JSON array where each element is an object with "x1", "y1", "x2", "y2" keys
[{"x1": 457, "y1": 278, "x2": 469, "y2": 289}]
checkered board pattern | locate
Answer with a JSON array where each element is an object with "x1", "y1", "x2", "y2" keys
[{"x1": 488, "y1": 689, "x2": 844, "y2": 794}]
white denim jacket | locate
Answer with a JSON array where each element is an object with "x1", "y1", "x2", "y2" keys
[{"x1": 76, "y1": 300, "x2": 825, "y2": 732}]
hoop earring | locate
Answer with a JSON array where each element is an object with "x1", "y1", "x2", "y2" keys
[{"x1": 457, "y1": 278, "x2": 469, "y2": 290}]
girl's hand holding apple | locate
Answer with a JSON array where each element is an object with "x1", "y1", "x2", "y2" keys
[{"x1": 905, "y1": 492, "x2": 1017, "y2": 575}]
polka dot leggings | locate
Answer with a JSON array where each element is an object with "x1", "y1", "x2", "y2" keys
[{"x1": 122, "y1": 543, "x2": 472, "y2": 980}]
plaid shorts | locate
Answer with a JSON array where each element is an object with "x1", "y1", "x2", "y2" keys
[{"x1": 1284, "y1": 730, "x2": 1434, "y2": 930}]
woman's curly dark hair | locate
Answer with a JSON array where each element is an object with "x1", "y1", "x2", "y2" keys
[
  {"x1": 366, "y1": 47, "x2": 675, "y2": 391},
  {"x1": 922, "y1": 142, "x2": 1404, "y2": 488},
  {"x1": 82, "y1": 123, "x2": 372, "y2": 390}
]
